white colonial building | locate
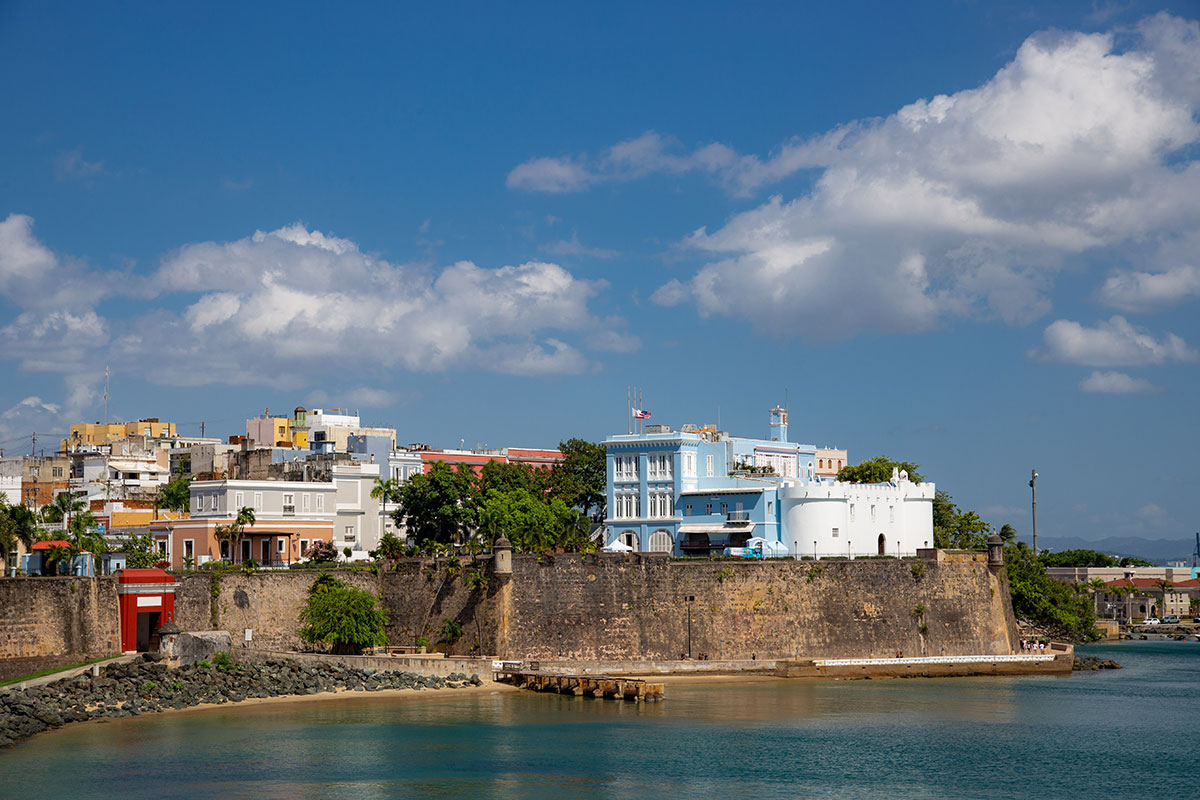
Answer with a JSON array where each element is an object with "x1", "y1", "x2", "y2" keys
[{"x1": 779, "y1": 468, "x2": 935, "y2": 558}]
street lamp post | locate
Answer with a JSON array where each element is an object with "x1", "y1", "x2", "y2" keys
[{"x1": 1029, "y1": 469, "x2": 1039, "y2": 556}]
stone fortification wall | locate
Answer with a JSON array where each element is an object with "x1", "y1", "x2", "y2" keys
[
  {"x1": 0, "y1": 577, "x2": 119, "y2": 661},
  {"x1": 162, "y1": 555, "x2": 1021, "y2": 660},
  {"x1": 499, "y1": 553, "x2": 1016, "y2": 660},
  {"x1": 1, "y1": 554, "x2": 1019, "y2": 671},
  {"x1": 176, "y1": 570, "x2": 379, "y2": 651}
]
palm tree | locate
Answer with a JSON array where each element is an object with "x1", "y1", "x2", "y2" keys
[
  {"x1": 1154, "y1": 579, "x2": 1174, "y2": 618},
  {"x1": 370, "y1": 477, "x2": 398, "y2": 547},
  {"x1": 0, "y1": 499, "x2": 39, "y2": 573},
  {"x1": 217, "y1": 507, "x2": 257, "y2": 563},
  {"x1": 44, "y1": 492, "x2": 86, "y2": 529}
]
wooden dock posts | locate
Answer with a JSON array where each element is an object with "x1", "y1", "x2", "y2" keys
[{"x1": 492, "y1": 662, "x2": 663, "y2": 701}]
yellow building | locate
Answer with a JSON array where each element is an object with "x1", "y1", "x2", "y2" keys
[
  {"x1": 62, "y1": 419, "x2": 177, "y2": 450},
  {"x1": 246, "y1": 411, "x2": 293, "y2": 447}
]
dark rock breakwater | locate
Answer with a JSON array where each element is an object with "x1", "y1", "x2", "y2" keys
[{"x1": 0, "y1": 657, "x2": 483, "y2": 749}]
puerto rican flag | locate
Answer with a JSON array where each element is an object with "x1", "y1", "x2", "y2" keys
[{"x1": 632, "y1": 409, "x2": 651, "y2": 419}]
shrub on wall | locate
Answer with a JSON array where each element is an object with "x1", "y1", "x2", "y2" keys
[{"x1": 298, "y1": 575, "x2": 388, "y2": 654}]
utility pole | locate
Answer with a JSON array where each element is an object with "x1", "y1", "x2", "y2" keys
[
  {"x1": 1029, "y1": 469, "x2": 1039, "y2": 556},
  {"x1": 104, "y1": 366, "x2": 109, "y2": 426},
  {"x1": 200, "y1": 421, "x2": 206, "y2": 439},
  {"x1": 31, "y1": 432, "x2": 36, "y2": 457}
]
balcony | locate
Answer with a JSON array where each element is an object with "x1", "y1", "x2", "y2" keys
[
  {"x1": 282, "y1": 505, "x2": 295, "y2": 516},
  {"x1": 725, "y1": 511, "x2": 751, "y2": 524}
]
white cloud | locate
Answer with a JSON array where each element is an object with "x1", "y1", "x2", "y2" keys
[
  {"x1": 0, "y1": 218, "x2": 635, "y2": 390},
  {"x1": 306, "y1": 386, "x2": 416, "y2": 409},
  {"x1": 1079, "y1": 370, "x2": 1161, "y2": 394},
  {"x1": 1034, "y1": 316, "x2": 1196, "y2": 366},
  {"x1": 0, "y1": 213, "x2": 123, "y2": 310},
  {"x1": 0, "y1": 375, "x2": 101, "y2": 443},
  {"x1": 540, "y1": 231, "x2": 619, "y2": 259},
  {"x1": 518, "y1": 16, "x2": 1200, "y2": 340},
  {"x1": 1098, "y1": 264, "x2": 1200, "y2": 312},
  {"x1": 53, "y1": 148, "x2": 106, "y2": 181}
]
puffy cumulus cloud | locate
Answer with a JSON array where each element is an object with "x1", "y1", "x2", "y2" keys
[
  {"x1": 1079, "y1": 370, "x2": 1161, "y2": 394},
  {"x1": 0, "y1": 310, "x2": 109, "y2": 372},
  {"x1": 1033, "y1": 316, "x2": 1197, "y2": 366},
  {"x1": 0, "y1": 375, "x2": 101, "y2": 442},
  {"x1": 1098, "y1": 263, "x2": 1200, "y2": 312},
  {"x1": 0, "y1": 214, "x2": 123, "y2": 310},
  {"x1": 520, "y1": 16, "x2": 1200, "y2": 339},
  {"x1": 0, "y1": 218, "x2": 636, "y2": 391}
]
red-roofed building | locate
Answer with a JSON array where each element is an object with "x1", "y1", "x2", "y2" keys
[
  {"x1": 1096, "y1": 577, "x2": 1192, "y2": 621},
  {"x1": 418, "y1": 447, "x2": 564, "y2": 477}
]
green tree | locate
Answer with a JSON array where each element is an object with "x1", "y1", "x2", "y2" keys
[
  {"x1": 118, "y1": 532, "x2": 161, "y2": 569},
  {"x1": 476, "y1": 487, "x2": 580, "y2": 553},
  {"x1": 547, "y1": 438, "x2": 607, "y2": 521},
  {"x1": 997, "y1": 524, "x2": 1018, "y2": 544},
  {"x1": 216, "y1": 506, "x2": 256, "y2": 562},
  {"x1": 43, "y1": 491, "x2": 86, "y2": 527},
  {"x1": 837, "y1": 455, "x2": 925, "y2": 484},
  {"x1": 370, "y1": 477, "x2": 399, "y2": 548},
  {"x1": 298, "y1": 576, "x2": 388, "y2": 654},
  {"x1": 1038, "y1": 549, "x2": 1119, "y2": 568},
  {"x1": 1005, "y1": 544, "x2": 1099, "y2": 641},
  {"x1": 155, "y1": 473, "x2": 192, "y2": 514},
  {"x1": 394, "y1": 462, "x2": 477, "y2": 548},
  {"x1": 0, "y1": 498, "x2": 39, "y2": 572},
  {"x1": 478, "y1": 460, "x2": 545, "y2": 496}
]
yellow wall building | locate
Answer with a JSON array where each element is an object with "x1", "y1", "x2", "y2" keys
[{"x1": 63, "y1": 419, "x2": 177, "y2": 450}]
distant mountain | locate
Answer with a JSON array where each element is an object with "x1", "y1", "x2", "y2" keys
[{"x1": 1035, "y1": 535, "x2": 1197, "y2": 566}]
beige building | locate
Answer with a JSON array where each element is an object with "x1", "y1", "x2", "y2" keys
[
  {"x1": 815, "y1": 447, "x2": 848, "y2": 479},
  {"x1": 61, "y1": 418, "x2": 176, "y2": 451}
]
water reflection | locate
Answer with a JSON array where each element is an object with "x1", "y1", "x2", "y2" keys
[{"x1": 3, "y1": 643, "x2": 1198, "y2": 800}]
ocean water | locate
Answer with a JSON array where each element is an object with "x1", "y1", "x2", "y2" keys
[{"x1": 1, "y1": 640, "x2": 1195, "y2": 799}]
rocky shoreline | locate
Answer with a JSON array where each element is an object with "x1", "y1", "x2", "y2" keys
[
  {"x1": 1073, "y1": 656, "x2": 1122, "y2": 671},
  {"x1": 0, "y1": 657, "x2": 483, "y2": 749}
]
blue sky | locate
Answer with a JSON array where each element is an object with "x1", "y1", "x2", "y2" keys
[{"x1": 2, "y1": 1, "x2": 1199, "y2": 547}]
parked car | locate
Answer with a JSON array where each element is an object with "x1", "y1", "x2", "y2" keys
[
  {"x1": 1142, "y1": 617, "x2": 1162, "y2": 625},
  {"x1": 1162, "y1": 616, "x2": 1180, "y2": 624}
]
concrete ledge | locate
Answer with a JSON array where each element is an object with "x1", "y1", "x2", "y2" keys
[
  {"x1": 776, "y1": 653, "x2": 1072, "y2": 678},
  {"x1": 236, "y1": 648, "x2": 493, "y2": 678}
]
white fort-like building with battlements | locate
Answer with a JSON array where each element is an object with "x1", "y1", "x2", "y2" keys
[{"x1": 604, "y1": 407, "x2": 934, "y2": 558}]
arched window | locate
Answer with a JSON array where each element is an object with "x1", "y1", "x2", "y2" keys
[
  {"x1": 621, "y1": 531, "x2": 639, "y2": 551},
  {"x1": 648, "y1": 530, "x2": 672, "y2": 553}
]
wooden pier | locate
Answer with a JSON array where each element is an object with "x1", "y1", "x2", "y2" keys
[{"x1": 492, "y1": 661, "x2": 664, "y2": 701}]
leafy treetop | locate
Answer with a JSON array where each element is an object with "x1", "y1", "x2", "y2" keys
[{"x1": 837, "y1": 455, "x2": 925, "y2": 484}]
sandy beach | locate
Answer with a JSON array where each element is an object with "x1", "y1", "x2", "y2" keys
[{"x1": 101, "y1": 679, "x2": 521, "y2": 721}]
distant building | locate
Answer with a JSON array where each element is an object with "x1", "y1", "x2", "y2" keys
[
  {"x1": 61, "y1": 418, "x2": 176, "y2": 452},
  {"x1": 246, "y1": 409, "x2": 295, "y2": 448},
  {"x1": 604, "y1": 407, "x2": 933, "y2": 557},
  {"x1": 152, "y1": 479, "x2": 336, "y2": 568},
  {"x1": 815, "y1": 447, "x2": 847, "y2": 480}
]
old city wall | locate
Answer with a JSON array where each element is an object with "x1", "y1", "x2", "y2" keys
[
  {"x1": 497, "y1": 553, "x2": 1017, "y2": 660},
  {"x1": 0, "y1": 577, "x2": 120, "y2": 665},
  {"x1": 1, "y1": 554, "x2": 1019, "y2": 670},
  {"x1": 174, "y1": 571, "x2": 379, "y2": 651}
]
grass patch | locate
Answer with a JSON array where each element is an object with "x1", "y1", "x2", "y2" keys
[{"x1": 0, "y1": 654, "x2": 118, "y2": 686}]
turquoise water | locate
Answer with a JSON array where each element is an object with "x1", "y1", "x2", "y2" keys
[{"x1": 2, "y1": 641, "x2": 1196, "y2": 799}]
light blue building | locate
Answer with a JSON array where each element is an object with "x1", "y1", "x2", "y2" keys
[{"x1": 604, "y1": 408, "x2": 817, "y2": 555}]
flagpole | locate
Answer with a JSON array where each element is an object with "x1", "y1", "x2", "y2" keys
[{"x1": 627, "y1": 386, "x2": 631, "y2": 435}]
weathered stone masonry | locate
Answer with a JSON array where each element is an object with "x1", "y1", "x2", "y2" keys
[{"x1": 1, "y1": 553, "x2": 1018, "y2": 666}]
